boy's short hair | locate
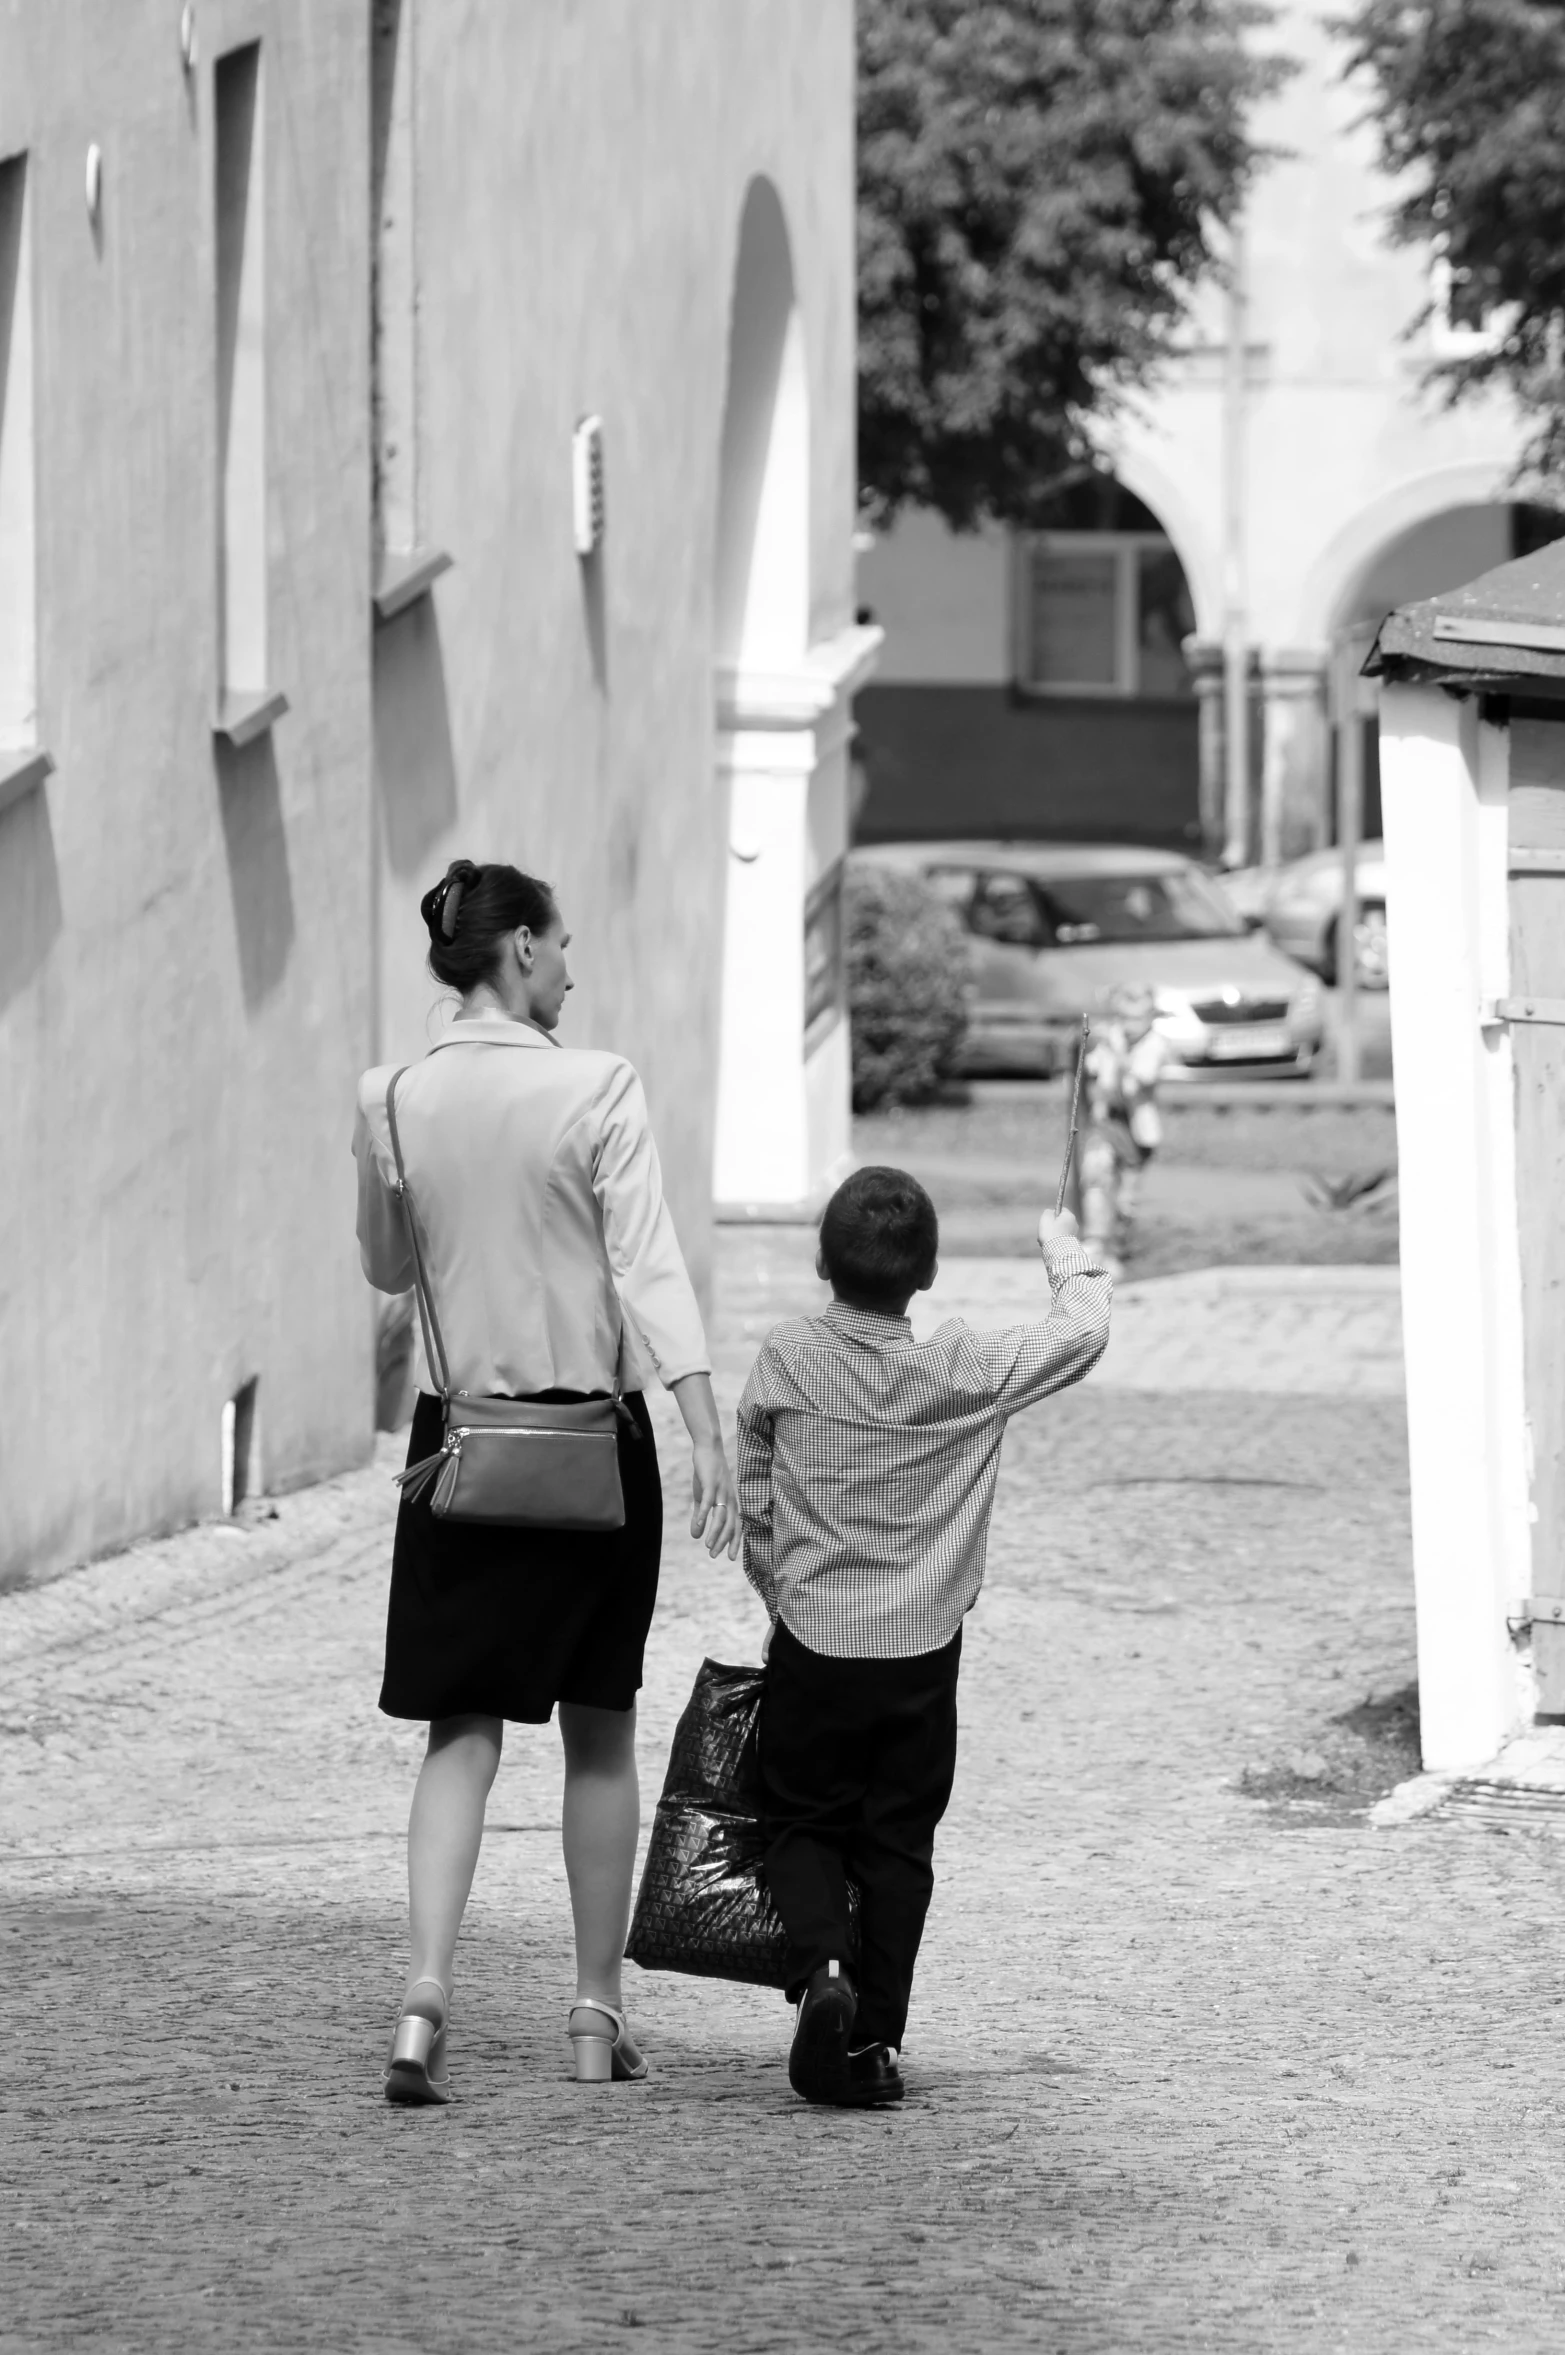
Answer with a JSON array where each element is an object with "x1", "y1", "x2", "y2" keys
[{"x1": 819, "y1": 1166, "x2": 938, "y2": 1305}]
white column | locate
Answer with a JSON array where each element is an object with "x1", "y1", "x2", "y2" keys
[
  {"x1": 1380, "y1": 682, "x2": 1530, "y2": 1768},
  {"x1": 713, "y1": 623, "x2": 881, "y2": 1215}
]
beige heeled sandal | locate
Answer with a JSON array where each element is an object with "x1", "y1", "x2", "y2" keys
[
  {"x1": 384, "y1": 1977, "x2": 452, "y2": 2106},
  {"x1": 567, "y1": 1999, "x2": 648, "y2": 2084}
]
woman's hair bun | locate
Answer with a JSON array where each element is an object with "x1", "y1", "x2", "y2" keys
[
  {"x1": 417, "y1": 859, "x2": 559, "y2": 995},
  {"x1": 422, "y1": 857, "x2": 481, "y2": 946}
]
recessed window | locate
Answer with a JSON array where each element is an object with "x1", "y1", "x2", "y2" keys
[
  {"x1": 372, "y1": 0, "x2": 415, "y2": 562},
  {"x1": 214, "y1": 43, "x2": 268, "y2": 712},
  {"x1": 0, "y1": 151, "x2": 38, "y2": 756},
  {"x1": 369, "y1": 0, "x2": 451, "y2": 621},
  {"x1": 1018, "y1": 533, "x2": 1194, "y2": 699},
  {"x1": 222, "y1": 1376, "x2": 260, "y2": 1516}
]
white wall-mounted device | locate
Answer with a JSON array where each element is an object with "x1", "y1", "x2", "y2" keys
[{"x1": 572, "y1": 415, "x2": 604, "y2": 558}]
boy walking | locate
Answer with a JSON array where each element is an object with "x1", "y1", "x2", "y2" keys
[{"x1": 736, "y1": 1166, "x2": 1110, "y2": 2108}]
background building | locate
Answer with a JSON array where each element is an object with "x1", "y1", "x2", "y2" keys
[
  {"x1": 853, "y1": 0, "x2": 1557, "y2": 864},
  {"x1": 0, "y1": 0, "x2": 864, "y2": 1584}
]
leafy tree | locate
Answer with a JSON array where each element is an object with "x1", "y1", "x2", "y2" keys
[
  {"x1": 1338, "y1": 0, "x2": 1565, "y2": 479},
  {"x1": 857, "y1": 0, "x2": 1284, "y2": 529}
]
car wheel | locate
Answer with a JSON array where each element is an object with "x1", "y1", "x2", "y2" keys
[{"x1": 1328, "y1": 903, "x2": 1389, "y2": 991}]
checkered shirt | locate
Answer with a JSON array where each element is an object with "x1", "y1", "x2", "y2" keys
[{"x1": 735, "y1": 1243, "x2": 1111, "y2": 1659}]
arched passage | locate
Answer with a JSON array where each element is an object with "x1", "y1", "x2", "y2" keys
[
  {"x1": 1322, "y1": 494, "x2": 1565, "y2": 847},
  {"x1": 712, "y1": 178, "x2": 809, "y2": 675},
  {"x1": 1298, "y1": 463, "x2": 1518, "y2": 647},
  {"x1": 1111, "y1": 447, "x2": 1222, "y2": 644},
  {"x1": 712, "y1": 179, "x2": 860, "y2": 1212}
]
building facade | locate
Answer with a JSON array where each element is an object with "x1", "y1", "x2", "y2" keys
[
  {"x1": 0, "y1": 0, "x2": 862, "y2": 1583},
  {"x1": 854, "y1": 0, "x2": 1545, "y2": 865}
]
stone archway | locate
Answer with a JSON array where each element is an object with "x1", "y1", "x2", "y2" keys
[
  {"x1": 710, "y1": 179, "x2": 878, "y2": 1213},
  {"x1": 1316, "y1": 487, "x2": 1565, "y2": 854}
]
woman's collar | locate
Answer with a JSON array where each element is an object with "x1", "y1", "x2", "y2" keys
[{"x1": 432, "y1": 1012, "x2": 560, "y2": 1051}]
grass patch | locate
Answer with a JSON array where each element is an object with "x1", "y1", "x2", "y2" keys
[{"x1": 1238, "y1": 1683, "x2": 1422, "y2": 1824}]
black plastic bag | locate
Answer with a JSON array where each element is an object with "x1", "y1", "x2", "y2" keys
[{"x1": 626, "y1": 1657, "x2": 858, "y2": 1989}]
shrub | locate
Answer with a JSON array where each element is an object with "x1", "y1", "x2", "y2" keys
[{"x1": 846, "y1": 864, "x2": 971, "y2": 1110}]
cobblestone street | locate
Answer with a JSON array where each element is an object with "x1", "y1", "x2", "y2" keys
[{"x1": 6, "y1": 1241, "x2": 1565, "y2": 2353}]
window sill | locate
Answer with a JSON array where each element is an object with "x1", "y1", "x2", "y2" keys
[
  {"x1": 374, "y1": 545, "x2": 453, "y2": 623},
  {"x1": 0, "y1": 745, "x2": 55, "y2": 816},
  {"x1": 214, "y1": 687, "x2": 289, "y2": 748}
]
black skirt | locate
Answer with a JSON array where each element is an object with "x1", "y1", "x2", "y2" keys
[{"x1": 379, "y1": 1389, "x2": 662, "y2": 1725}]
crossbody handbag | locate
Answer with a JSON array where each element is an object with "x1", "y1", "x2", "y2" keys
[{"x1": 384, "y1": 1065, "x2": 628, "y2": 1532}]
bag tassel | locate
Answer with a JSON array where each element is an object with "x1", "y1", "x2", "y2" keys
[{"x1": 394, "y1": 1447, "x2": 448, "y2": 1503}]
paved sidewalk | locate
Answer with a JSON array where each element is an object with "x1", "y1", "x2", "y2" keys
[
  {"x1": 924, "y1": 1262, "x2": 1405, "y2": 1396},
  {"x1": 7, "y1": 1248, "x2": 1565, "y2": 2354}
]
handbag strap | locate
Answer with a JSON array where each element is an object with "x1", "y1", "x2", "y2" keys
[{"x1": 384, "y1": 1067, "x2": 452, "y2": 1404}]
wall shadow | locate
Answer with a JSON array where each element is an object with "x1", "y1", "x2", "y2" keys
[
  {"x1": 372, "y1": 594, "x2": 459, "y2": 877},
  {"x1": 0, "y1": 781, "x2": 63, "y2": 1013},
  {"x1": 215, "y1": 731, "x2": 295, "y2": 1010},
  {"x1": 580, "y1": 553, "x2": 609, "y2": 694}
]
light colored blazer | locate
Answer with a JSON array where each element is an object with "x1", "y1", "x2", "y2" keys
[{"x1": 353, "y1": 1012, "x2": 710, "y2": 1398}]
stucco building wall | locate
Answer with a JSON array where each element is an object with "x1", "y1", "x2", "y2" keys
[
  {"x1": 0, "y1": 0, "x2": 374, "y2": 1581},
  {"x1": 375, "y1": 0, "x2": 856, "y2": 1286},
  {"x1": 0, "y1": 0, "x2": 858, "y2": 1583}
]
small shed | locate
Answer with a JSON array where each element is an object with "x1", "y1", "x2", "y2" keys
[{"x1": 1370, "y1": 538, "x2": 1565, "y2": 1771}]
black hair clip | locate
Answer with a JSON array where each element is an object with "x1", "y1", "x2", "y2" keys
[{"x1": 441, "y1": 876, "x2": 466, "y2": 939}]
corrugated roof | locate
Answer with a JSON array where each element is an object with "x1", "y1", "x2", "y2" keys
[{"x1": 1367, "y1": 532, "x2": 1565, "y2": 688}]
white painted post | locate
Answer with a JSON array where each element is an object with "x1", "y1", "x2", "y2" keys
[
  {"x1": 711, "y1": 625, "x2": 880, "y2": 1215},
  {"x1": 1380, "y1": 682, "x2": 1530, "y2": 1769}
]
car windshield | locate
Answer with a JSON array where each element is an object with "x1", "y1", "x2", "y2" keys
[{"x1": 1031, "y1": 869, "x2": 1245, "y2": 946}]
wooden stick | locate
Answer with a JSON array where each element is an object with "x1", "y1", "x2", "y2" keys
[{"x1": 1055, "y1": 1015, "x2": 1091, "y2": 1216}]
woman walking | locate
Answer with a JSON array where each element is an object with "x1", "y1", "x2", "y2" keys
[{"x1": 353, "y1": 858, "x2": 739, "y2": 2102}]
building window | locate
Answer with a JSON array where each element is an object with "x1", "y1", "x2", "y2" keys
[
  {"x1": 214, "y1": 42, "x2": 270, "y2": 729},
  {"x1": 0, "y1": 151, "x2": 38, "y2": 760},
  {"x1": 369, "y1": 0, "x2": 450, "y2": 620},
  {"x1": 1018, "y1": 532, "x2": 1194, "y2": 699},
  {"x1": 372, "y1": 0, "x2": 415, "y2": 564}
]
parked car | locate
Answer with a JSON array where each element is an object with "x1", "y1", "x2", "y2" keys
[
  {"x1": 853, "y1": 841, "x2": 1326, "y2": 1079},
  {"x1": 1225, "y1": 843, "x2": 1389, "y2": 989}
]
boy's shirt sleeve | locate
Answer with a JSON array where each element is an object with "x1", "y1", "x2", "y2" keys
[
  {"x1": 736, "y1": 1348, "x2": 780, "y2": 1621},
  {"x1": 975, "y1": 1239, "x2": 1112, "y2": 1414}
]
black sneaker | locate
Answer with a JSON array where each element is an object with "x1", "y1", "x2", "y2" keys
[
  {"x1": 841, "y1": 2042, "x2": 905, "y2": 2107},
  {"x1": 788, "y1": 1960, "x2": 857, "y2": 2101}
]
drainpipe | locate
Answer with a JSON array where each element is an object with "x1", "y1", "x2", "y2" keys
[{"x1": 1222, "y1": 222, "x2": 1250, "y2": 870}]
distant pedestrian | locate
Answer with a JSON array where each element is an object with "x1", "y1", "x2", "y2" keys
[
  {"x1": 353, "y1": 858, "x2": 739, "y2": 2104},
  {"x1": 1079, "y1": 983, "x2": 1170, "y2": 1278},
  {"x1": 735, "y1": 1167, "x2": 1110, "y2": 2106}
]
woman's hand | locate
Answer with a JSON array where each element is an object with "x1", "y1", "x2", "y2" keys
[
  {"x1": 689, "y1": 1440, "x2": 741, "y2": 1559},
  {"x1": 670, "y1": 1373, "x2": 742, "y2": 1559}
]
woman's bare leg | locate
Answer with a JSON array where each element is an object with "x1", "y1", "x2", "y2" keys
[
  {"x1": 558, "y1": 1700, "x2": 639, "y2": 2008},
  {"x1": 403, "y1": 1712, "x2": 503, "y2": 2006}
]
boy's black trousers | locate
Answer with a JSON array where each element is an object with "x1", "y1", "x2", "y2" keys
[{"x1": 758, "y1": 1618, "x2": 962, "y2": 2052}]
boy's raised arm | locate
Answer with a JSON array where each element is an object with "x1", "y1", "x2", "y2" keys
[{"x1": 980, "y1": 1207, "x2": 1112, "y2": 1411}]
